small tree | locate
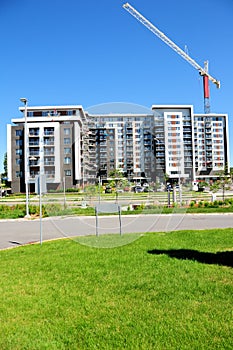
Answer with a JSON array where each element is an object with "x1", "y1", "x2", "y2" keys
[
  {"x1": 3, "y1": 152, "x2": 7, "y2": 177},
  {"x1": 1, "y1": 153, "x2": 8, "y2": 188},
  {"x1": 210, "y1": 165, "x2": 232, "y2": 201},
  {"x1": 230, "y1": 167, "x2": 233, "y2": 182},
  {"x1": 109, "y1": 169, "x2": 128, "y2": 190},
  {"x1": 84, "y1": 185, "x2": 98, "y2": 205}
]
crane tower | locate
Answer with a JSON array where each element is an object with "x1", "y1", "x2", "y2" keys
[{"x1": 123, "y1": 2, "x2": 220, "y2": 114}]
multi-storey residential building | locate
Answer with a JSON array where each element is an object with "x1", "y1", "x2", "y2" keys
[
  {"x1": 7, "y1": 105, "x2": 87, "y2": 193},
  {"x1": 152, "y1": 105, "x2": 194, "y2": 183},
  {"x1": 193, "y1": 114, "x2": 229, "y2": 179},
  {"x1": 87, "y1": 113, "x2": 155, "y2": 181},
  {"x1": 7, "y1": 104, "x2": 229, "y2": 193}
]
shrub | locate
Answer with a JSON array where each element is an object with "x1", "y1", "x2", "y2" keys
[{"x1": 66, "y1": 188, "x2": 80, "y2": 193}]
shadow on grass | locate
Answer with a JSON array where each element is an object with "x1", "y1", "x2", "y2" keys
[{"x1": 148, "y1": 249, "x2": 233, "y2": 268}]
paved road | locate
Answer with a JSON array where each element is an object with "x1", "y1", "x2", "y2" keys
[{"x1": 0, "y1": 213, "x2": 233, "y2": 250}]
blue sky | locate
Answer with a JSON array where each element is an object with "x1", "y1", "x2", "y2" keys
[{"x1": 1, "y1": 0, "x2": 233, "y2": 172}]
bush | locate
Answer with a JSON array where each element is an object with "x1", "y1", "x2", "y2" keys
[
  {"x1": 66, "y1": 188, "x2": 80, "y2": 193},
  {"x1": 189, "y1": 201, "x2": 196, "y2": 208}
]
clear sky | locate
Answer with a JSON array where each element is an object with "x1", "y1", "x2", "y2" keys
[{"x1": 1, "y1": 0, "x2": 232, "y2": 173}]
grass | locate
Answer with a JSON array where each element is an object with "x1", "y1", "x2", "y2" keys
[
  {"x1": 1, "y1": 202, "x2": 233, "y2": 220},
  {"x1": 0, "y1": 228, "x2": 233, "y2": 349}
]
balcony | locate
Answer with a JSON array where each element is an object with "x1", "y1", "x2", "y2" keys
[
  {"x1": 44, "y1": 138, "x2": 54, "y2": 146},
  {"x1": 29, "y1": 160, "x2": 39, "y2": 167},
  {"x1": 45, "y1": 172, "x2": 55, "y2": 179},
  {"x1": 44, "y1": 151, "x2": 55, "y2": 156},
  {"x1": 44, "y1": 161, "x2": 55, "y2": 166},
  {"x1": 29, "y1": 151, "x2": 40, "y2": 156},
  {"x1": 44, "y1": 130, "x2": 54, "y2": 136},
  {"x1": 29, "y1": 130, "x2": 39, "y2": 137},
  {"x1": 29, "y1": 171, "x2": 39, "y2": 179},
  {"x1": 29, "y1": 141, "x2": 39, "y2": 147}
]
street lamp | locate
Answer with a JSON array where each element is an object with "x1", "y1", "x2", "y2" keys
[
  {"x1": 20, "y1": 97, "x2": 30, "y2": 218},
  {"x1": 63, "y1": 171, "x2": 66, "y2": 209}
]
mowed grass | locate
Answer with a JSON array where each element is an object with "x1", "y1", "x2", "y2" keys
[{"x1": 0, "y1": 229, "x2": 232, "y2": 350}]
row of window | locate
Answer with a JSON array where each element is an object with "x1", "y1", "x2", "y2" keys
[
  {"x1": 15, "y1": 128, "x2": 71, "y2": 137},
  {"x1": 16, "y1": 168, "x2": 72, "y2": 178},
  {"x1": 27, "y1": 110, "x2": 76, "y2": 117}
]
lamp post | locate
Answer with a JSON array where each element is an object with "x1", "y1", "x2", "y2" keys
[
  {"x1": 20, "y1": 97, "x2": 30, "y2": 218},
  {"x1": 63, "y1": 172, "x2": 66, "y2": 209}
]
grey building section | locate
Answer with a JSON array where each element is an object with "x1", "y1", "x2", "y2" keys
[
  {"x1": 7, "y1": 104, "x2": 230, "y2": 193},
  {"x1": 9, "y1": 125, "x2": 25, "y2": 193}
]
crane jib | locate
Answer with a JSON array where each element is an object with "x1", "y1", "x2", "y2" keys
[{"x1": 123, "y1": 2, "x2": 220, "y2": 112}]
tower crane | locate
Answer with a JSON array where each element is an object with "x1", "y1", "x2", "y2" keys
[{"x1": 123, "y1": 2, "x2": 220, "y2": 114}]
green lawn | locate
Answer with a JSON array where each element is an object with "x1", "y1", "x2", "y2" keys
[{"x1": 0, "y1": 229, "x2": 232, "y2": 349}]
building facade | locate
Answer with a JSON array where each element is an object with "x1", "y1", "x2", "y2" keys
[
  {"x1": 7, "y1": 104, "x2": 229, "y2": 193},
  {"x1": 7, "y1": 105, "x2": 86, "y2": 193}
]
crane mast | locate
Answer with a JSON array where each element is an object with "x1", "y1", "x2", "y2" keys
[{"x1": 123, "y1": 2, "x2": 220, "y2": 114}]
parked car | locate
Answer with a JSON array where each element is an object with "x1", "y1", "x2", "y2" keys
[{"x1": 134, "y1": 186, "x2": 144, "y2": 193}]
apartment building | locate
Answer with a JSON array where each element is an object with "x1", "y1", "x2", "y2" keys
[
  {"x1": 7, "y1": 105, "x2": 86, "y2": 193},
  {"x1": 152, "y1": 105, "x2": 195, "y2": 183},
  {"x1": 193, "y1": 114, "x2": 229, "y2": 179},
  {"x1": 7, "y1": 104, "x2": 229, "y2": 193},
  {"x1": 87, "y1": 113, "x2": 155, "y2": 181}
]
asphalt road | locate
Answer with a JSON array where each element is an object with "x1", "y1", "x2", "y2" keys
[{"x1": 0, "y1": 213, "x2": 233, "y2": 250}]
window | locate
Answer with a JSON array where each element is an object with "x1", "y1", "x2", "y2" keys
[
  {"x1": 16, "y1": 139, "x2": 23, "y2": 147},
  {"x1": 16, "y1": 171, "x2": 22, "y2": 178},
  {"x1": 64, "y1": 170, "x2": 71, "y2": 176},
  {"x1": 16, "y1": 149, "x2": 22, "y2": 155},
  {"x1": 16, "y1": 130, "x2": 23, "y2": 136},
  {"x1": 168, "y1": 127, "x2": 180, "y2": 131},
  {"x1": 64, "y1": 128, "x2": 70, "y2": 135},
  {"x1": 64, "y1": 137, "x2": 71, "y2": 144},
  {"x1": 64, "y1": 147, "x2": 71, "y2": 154},
  {"x1": 44, "y1": 127, "x2": 54, "y2": 136},
  {"x1": 16, "y1": 159, "x2": 22, "y2": 165},
  {"x1": 64, "y1": 157, "x2": 71, "y2": 164}
]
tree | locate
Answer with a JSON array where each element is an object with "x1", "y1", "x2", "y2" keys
[
  {"x1": 230, "y1": 167, "x2": 233, "y2": 182},
  {"x1": 108, "y1": 169, "x2": 128, "y2": 190},
  {"x1": 3, "y1": 152, "x2": 7, "y2": 177},
  {"x1": 210, "y1": 165, "x2": 232, "y2": 201},
  {"x1": 1, "y1": 153, "x2": 8, "y2": 187}
]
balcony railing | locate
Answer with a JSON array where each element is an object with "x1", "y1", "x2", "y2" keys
[
  {"x1": 29, "y1": 151, "x2": 40, "y2": 156},
  {"x1": 29, "y1": 142, "x2": 39, "y2": 146},
  {"x1": 44, "y1": 141, "x2": 54, "y2": 146},
  {"x1": 44, "y1": 161, "x2": 55, "y2": 166},
  {"x1": 44, "y1": 131, "x2": 54, "y2": 136}
]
